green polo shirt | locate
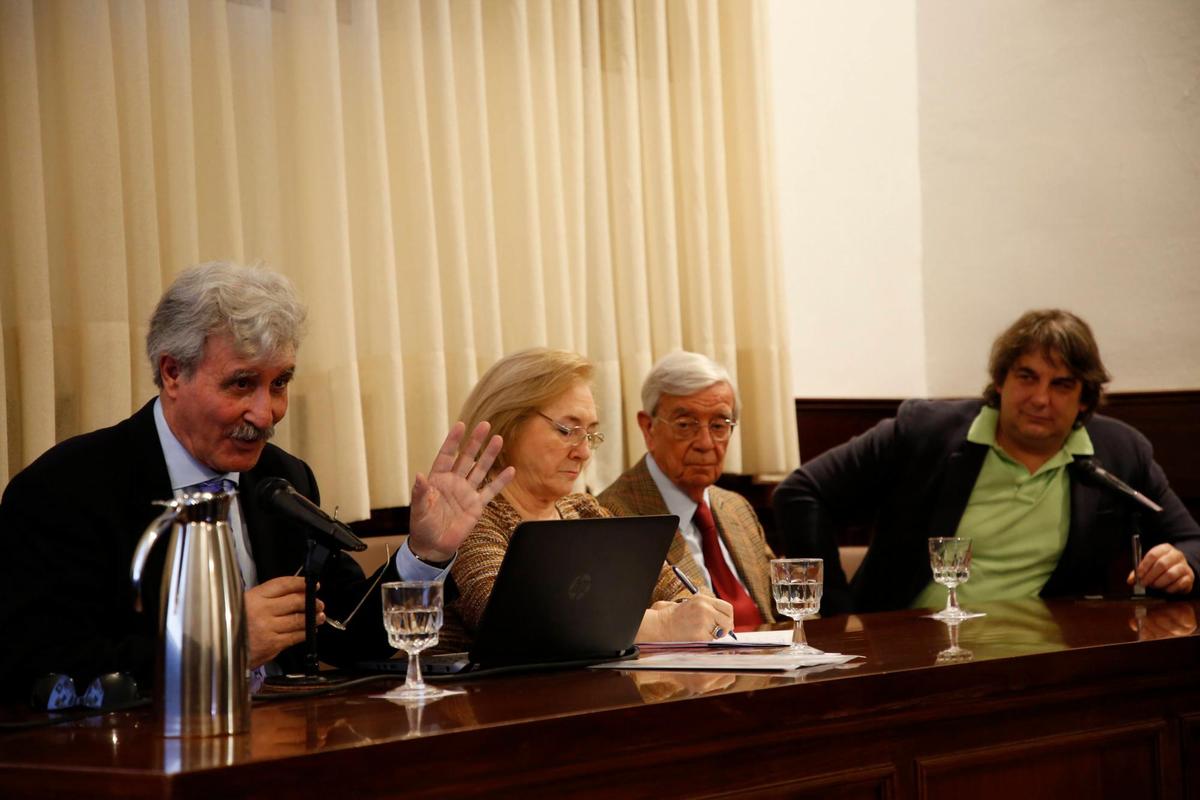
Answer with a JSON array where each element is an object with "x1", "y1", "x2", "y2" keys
[{"x1": 912, "y1": 406, "x2": 1094, "y2": 609}]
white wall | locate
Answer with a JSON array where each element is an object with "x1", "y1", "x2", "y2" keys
[
  {"x1": 919, "y1": 0, "x2": 1200, "y2": 395},
  {"x1": 771, "y1": 0, "x2": 1200, "y2": 398},
  {"x1": 769, "y1": 0, "x2": 927, "y2": 398}
]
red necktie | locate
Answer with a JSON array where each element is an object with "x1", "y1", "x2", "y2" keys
[{"x1": 694, "y1": 500, "x2": 762, "y2": 631}]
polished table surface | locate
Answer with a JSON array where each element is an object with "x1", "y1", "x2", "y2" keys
[{"x1": 2, "y1": 597, "x2": 1198, "y2": 799}]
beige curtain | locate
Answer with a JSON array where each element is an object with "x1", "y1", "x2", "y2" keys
[{"x1": 0, "y1": 0, "x2": 797, "y2": 520}]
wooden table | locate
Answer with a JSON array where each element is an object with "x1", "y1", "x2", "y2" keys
[{"x1": 2, "y1": 597, "x2": 1198, "y2": 799}]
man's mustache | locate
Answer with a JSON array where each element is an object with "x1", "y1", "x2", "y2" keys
[{"x1": 229, "y1": 421, "x2": 274, "y2": 443}]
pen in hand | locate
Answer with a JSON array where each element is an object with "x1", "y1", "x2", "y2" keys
[{"x1": 670, "y1": 564, "x2": 737, "y2": 640}]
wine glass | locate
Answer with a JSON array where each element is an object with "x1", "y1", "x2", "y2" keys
[
  {"x1": 927, "y1": 537, "x2": 985, "y2": 621},
  {"x1": 770, "y1": 558, "x2": 823, "y2": 655},
  {"x1": 381, "y1": 581, "x2": 454, "y2": 702}
]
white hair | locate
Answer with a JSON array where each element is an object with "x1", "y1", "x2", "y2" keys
[
  {"x1": 640, "y1": 351, "x2": 739, "y2": 418},
  {"x1": 146, "y1": 261, "x2": 307, "y2": 387}
]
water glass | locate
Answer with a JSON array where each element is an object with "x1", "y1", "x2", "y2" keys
[
  {"x1": 381, "y1": 581, "x2": 453, "y2": 701},
  {"x1": 928, "y1": 537, "x2": 985, "y2": 621},
  {"x1": 770, "y1": 558, "x2": 824, "y2": 655}
]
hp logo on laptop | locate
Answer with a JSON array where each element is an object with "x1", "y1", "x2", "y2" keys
[{"x1": 567, "y1": 573, "x2": 592, "y2": 601}]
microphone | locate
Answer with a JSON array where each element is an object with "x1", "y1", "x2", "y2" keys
[
  {"x1": 1072, "y1": 458, "x2": 1164, "y2": 514},
  {"x1": 256, "y1": 477, "x2": 367, "y2": 552}
]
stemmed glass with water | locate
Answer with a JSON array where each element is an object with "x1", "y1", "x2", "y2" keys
[
  {"x1": 928, "y1": 537, "x2": 985, "y2": 621},
  {"x1": 770, "y1": 558, "x2": 824, "y2": 655},
  {"x1": 381, "y1": 580, "x2": 455, "y2": 702}
]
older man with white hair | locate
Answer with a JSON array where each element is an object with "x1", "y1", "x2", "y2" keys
[{"x1": 598, "y1": 351, "x2": 776, "y2": 630}]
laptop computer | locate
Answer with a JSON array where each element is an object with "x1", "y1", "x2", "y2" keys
[{"x1": 356, "y1": 513, "x2": 678, "y2": 678}]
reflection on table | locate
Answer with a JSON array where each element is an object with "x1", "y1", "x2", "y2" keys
[{"x1": 1, "y1": 597, "x2": 1197, "y2": 800}]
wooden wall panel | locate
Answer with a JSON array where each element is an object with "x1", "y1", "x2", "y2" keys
[
  {"x1": 1180, "y1": 712, "x2": 1200, "y2": 800},
  {"x1": 704, "y1": 765, "x2": 896, "y2": 799},
  {"x1": 915, "y1": 722, "x2": 1167, "y2": 800},
  {"x1": 1100, "y1": 392, "x2": 1200, "y2": 518}
]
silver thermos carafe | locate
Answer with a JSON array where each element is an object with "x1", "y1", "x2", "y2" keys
[{"x1": 131, "y1": 488, "x2": 249, "y2": 737}]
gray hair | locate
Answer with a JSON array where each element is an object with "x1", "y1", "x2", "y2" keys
[
  {"x1": 146, "y1": 261, "x2": 308, "y2": 387},
  {"x1": 641, "y1": 351, "x2": 739, "y2": 418}
]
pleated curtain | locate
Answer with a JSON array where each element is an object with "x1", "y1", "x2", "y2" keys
[{"x1": 0, "y1": 0, "x2": 797, "y2": 520}]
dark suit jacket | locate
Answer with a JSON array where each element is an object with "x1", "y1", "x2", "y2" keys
[
  {"x1": 772, "y1": 398, "x2": 1200, "y2": 615},
  {"x1": 598, "y1": 456, "x2": 777, "y2": 623},
  {"x1": 0, "y1": 399, "x2": 394, "y2": 700}
]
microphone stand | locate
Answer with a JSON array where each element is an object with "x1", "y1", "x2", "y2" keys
[
  {"x1": 265, "y1": 538, "x2": 334, "y2": 687},
  {"x1": 303, "y1": 539, "x2": 332, "y2": 680},
  {"x1": 257, "y1": 478, "x2": 368, "y2": 689}
]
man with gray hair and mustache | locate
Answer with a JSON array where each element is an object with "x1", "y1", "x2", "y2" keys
[
  {"x1": 599, "y1": 351, "x2": 777, "y2": 631},
  {"x1": 0, "y1": 261, "x2": 512, "y2": 700}
]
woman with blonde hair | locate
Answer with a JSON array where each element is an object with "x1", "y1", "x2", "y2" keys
[{"x1": 447, "y1": 348, "x2": 733, "y2": 646}]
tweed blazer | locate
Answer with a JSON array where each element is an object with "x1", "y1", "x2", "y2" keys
[
  {"x1": 441, "y1": 493, "x2": 687, "y2": 651},
  {"x1": 597, "y1": 457, "x2": 777, "y2": 623}
]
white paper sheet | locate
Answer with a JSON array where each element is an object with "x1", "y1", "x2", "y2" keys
[
  {"x1": 592, "y1": 651, "x2": 862, "y2": 672},
  {"x1": 636, "y1": 629, "x2": 796, "y2": 649}
]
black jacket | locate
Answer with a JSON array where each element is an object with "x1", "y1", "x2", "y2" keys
[
  {"x1": 0, "y1": 400, "x2": 395, "y2": 701},
  {"x1": 773, "y1": 398, "x2": 1200, "y2": 615}
]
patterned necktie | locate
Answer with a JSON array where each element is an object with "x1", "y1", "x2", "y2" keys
[
  {"x1": 694, "y1": 500, "x2": 762, "y2": 631},
  {"x1": 190, "y1": 477, "x2": 236, "y2": 495}
]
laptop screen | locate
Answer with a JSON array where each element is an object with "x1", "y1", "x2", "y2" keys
[{"x1": 468, "y1": 514, "x2": 679, "y2": 667}]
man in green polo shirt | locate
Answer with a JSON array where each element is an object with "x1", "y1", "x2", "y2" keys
[{"x1": 773, "y1": 309, "x2": 1200, "y2": 615}]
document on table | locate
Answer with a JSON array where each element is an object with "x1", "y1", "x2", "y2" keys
[
  {"x1": 593, "y1": 650, "x2": 862, "y2": 672},
  {"x1": 637, "y1": 629, "x2": 795, "y2": 649}
]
